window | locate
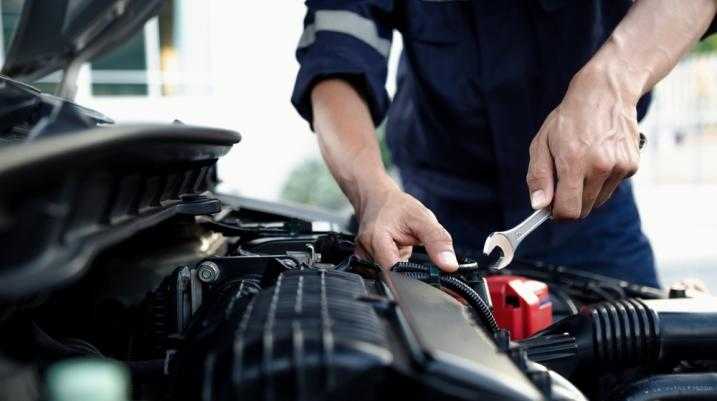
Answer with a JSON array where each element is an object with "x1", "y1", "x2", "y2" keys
[
  {"x1": 0, "y1": 0, "x2": 25, "y2": 62},
  {"x1": 1, "y1": 0, "x2": 162, "y2": 97},
  {"x1": 90, "y1": 30, "x2": 149, "y2": 96}
]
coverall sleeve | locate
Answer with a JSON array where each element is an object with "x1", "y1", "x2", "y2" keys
[{"x1": 291, "y1": 0, "x2": 395, "y2": 127}]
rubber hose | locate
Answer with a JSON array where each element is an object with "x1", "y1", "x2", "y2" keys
[
  {"x1": 395, "y1": 270, "x2": 498, "y2": 334},
  {"x1": 393, "y1": 264, "x2": 499, "y2": 335},
  {"x1": 439, "y1": 275, "x2": 500, "y2": 335},
  {"x1": 609, "y1": 374, "x2": 717, "y2": 401},
  {"x1": 392, "y1": 261, "x2": 481, "y2": 274},
  {"x1": 392, "y1": 262, "x2": 430, "y2": 273},
  {"x1": 522, "y1": 297, "x2": 717, "y2": 379},
  {"x1": 399, "y1": 271, "x2": 432, "y2": 281}
]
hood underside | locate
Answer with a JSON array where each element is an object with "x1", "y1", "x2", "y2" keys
[
  {"x1": 1, "y1": 0, "x2": 163, "y2": 86},
  {"x1": 0, "y1": 123, "x2": 241, "y2": 299}
]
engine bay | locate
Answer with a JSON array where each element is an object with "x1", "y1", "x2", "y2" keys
[
  {"x1": 2, "y1": 195, "x2": 717, "y2": 401},
  {"x1": 1, "y1": 2, "x2": 716, "y2": 399}
]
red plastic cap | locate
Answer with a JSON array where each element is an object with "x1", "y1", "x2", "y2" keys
[{"x1": 486, "y1": 275, "x2": 552, "y2": 340}]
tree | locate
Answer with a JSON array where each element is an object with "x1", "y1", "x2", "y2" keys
[
  {"x1": 694, "y1": 33, "x2": 717, "y2": 54},
  {"x1": 281, "y1": 125, "x2": 392, "y2": 211},
  {"x1": 280, "y1": 158, "x2": 350, "y2": 212}
]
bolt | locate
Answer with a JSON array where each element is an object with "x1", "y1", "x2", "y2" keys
[{"x1": 197, "y1": 261, "x2": 220, "y2": 283}]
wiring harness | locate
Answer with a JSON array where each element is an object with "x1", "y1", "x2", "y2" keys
[{"x1": 391, "y1": 262, "x2": 500, "y2": 336}]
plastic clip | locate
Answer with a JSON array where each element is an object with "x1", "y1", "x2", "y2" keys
[{"x1": 428, "y1": 264, "x2": 441, "y2": 287}]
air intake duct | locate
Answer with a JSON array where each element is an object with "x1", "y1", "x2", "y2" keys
[{"x1": 520, "y1": 297, "x2": 717, "y2": 378}]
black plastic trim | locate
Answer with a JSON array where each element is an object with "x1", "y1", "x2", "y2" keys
[{"x1": 0, "y1": 123, "x2": 240, "y2": 299}]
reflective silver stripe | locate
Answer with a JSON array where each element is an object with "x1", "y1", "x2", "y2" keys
[{"x1": 298, "y1": 10, "x2": 391, "y2": 58}]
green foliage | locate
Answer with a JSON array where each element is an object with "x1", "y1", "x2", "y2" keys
[
  {"x1": 694, "y1": 34, "x2": 717, "y2": 54},
  {"x1": 376, "y1": 122, "x2": 393, "y2": 168},
  {"x1": 280, "y1": 158, "x2": 350, "y2": 212},
  {"x1": 282, "y1": 124, "x2": 392, "y2": 212}
]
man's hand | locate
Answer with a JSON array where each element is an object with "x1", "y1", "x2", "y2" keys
[
  {"x1": 354, "y1": 178, "x2": 458, "y2": 272},
  {"x1": 527, "y1": 0, "x2": 717, "y2": 219},
  {"x1": 526, "y1": 68, "x2": 641, "y2": 219},
  {"x1": 310, "y1": 78, "x2": 458, "y2": 272}
]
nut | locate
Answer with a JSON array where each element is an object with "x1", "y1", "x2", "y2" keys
[{"x1": 197, "y1": 261, "x2": 220, "y2": 283}]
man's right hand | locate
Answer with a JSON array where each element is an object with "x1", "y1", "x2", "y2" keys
[
  {"x1": 354, "y1": 177, "x2": 458, "y2": 272},
  {"x1": 310, "y1": 78, "x2": 458, "y2": 272}
]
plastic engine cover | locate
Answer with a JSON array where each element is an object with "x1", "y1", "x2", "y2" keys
[{"x1": 175, "y1": 269, "x2": 544, "y2": 401}]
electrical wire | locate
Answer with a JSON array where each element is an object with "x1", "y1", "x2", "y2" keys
[{"x1": 391, "y1": 262, "x2": 500, "y2": 336}]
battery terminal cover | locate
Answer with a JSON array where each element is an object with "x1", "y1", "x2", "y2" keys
[{"x1": 486, "y1": 275, "x2": 552, "y2": 340}]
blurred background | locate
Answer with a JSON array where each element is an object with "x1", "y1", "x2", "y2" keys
[{"x1": 1, "y1": 0, "x2": 716, "y2": 288}]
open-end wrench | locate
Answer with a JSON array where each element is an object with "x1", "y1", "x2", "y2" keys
[
  {"x1": 482, "y1": 133, "x2": 647, "y2": 269},
  {"x1": 482, "y1": 208, "x2": 551, "y2": 269}
]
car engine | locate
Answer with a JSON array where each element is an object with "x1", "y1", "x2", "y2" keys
[
  {"x1": 2, "y1": 184, "x2": 717, "y2": 401},
  {"x1": 1, "y1": 2, "x2": 717, "y2": 398}
]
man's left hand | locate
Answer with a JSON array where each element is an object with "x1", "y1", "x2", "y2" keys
[{"x1": 526, "y1": 67, "x2": 642, "y2": 220}]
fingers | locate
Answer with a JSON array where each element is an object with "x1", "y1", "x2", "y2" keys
[
  {"x1": 355, "y1": 191, "x2": 455, "y2": 272},
  {"x1": 407, "y1": 211, "x2": 458, "y2": 272},
  {"x1": 357, "y1": 219, "x2": 454, "y2": 272},
  {"x1": 580, "y1": 155, "x2": 612, "y2": 218},
  {"x1": 398, "y1": 245, "x2": 413, "y2": 261},
  {"x1": 553, "y1": 167, "x2": 584, "y2": 220},
  {"x1": 594, "y1": 154, "x2": 636, "y2": 208},
  {"x1": 553, "y1": 150, "x2": 640, "y2": 218},
  {"x1": 593, "y1": 137, "x2": 639, "y2": 208},
  {"x1": 354, "y1": 243, "x2": 370, "y2": 261},
  {"x1": 526, "y1": 135, "x2": 555, "y2": 210},
  {"x1": 357, "y1": 229, "x2": 401, "y2": 269},
  {"x1": 594, "y1": 173, "x2": 622, "y2": 209},
  {"x1": 552, "y1": 143, "x2": 639, "y2": 218},
  {"x1": 580, "y1": 175, "x2": 607, "y2": 218}
]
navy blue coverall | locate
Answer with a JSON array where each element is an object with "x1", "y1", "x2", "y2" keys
[{"x1": 292, "y1": 1, "x2": 714, "y2": 288}]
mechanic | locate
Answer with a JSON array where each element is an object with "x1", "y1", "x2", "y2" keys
[{"x1": 291, "y1": 1, "x2": 717, "y2": 287}]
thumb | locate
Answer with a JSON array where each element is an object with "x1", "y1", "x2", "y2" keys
[
  {"x1": 526, "y1": 136, "x2": 555, "y2": 209},
  {"x1": 408, "y1": 214, "x2": 458, "y2": 272}
]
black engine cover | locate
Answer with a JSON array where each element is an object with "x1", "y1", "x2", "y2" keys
[{"x1": 175, "y1": 269, "x2": 544, "y2": 401}]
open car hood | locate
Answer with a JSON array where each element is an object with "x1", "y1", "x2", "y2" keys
[
  {"x1": 0, "y1": 123, "x2": 241, "y2": 299},
  {"x1": 1, "y1": 0, "x2": 163, "y2": 89}
]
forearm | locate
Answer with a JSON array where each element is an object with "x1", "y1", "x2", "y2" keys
[
  {"x1": 576, "y1": 0, "x2": 717, "y2": 102},
  {"x1": 311, "y1": 79, "x2": 457, "y2": 270},
  {"x1": 310, "y1": 79, "x2": 397, "y2": 215}
]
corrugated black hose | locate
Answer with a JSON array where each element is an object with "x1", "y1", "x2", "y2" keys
[
  {"x1": 440, "y1": 275, "x2": 500, "y2": 335},
  {"x1": 392, "y1": 263, "x2": 500, "y2": 336},
  {"x1": 608, "y1": 374, "x2": 717, "y2": 401},
  {"x1": 393, "y1": 261, "x2": 482, "y2": 274}
]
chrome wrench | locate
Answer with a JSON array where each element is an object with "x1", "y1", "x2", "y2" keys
[
  {"x1": 482, "y1": 208, "x2": 551, "y2": 270},
  {"x1": 482, "y1": 133, "x2": 647, "y2": 269}
]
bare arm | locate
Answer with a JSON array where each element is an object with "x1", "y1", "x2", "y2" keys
[
  {"x1": 604, "y1": 0, "x2": 717, "y2": 97},
  {"x1": 527, "y1": 0, "x2": 717, "y2": 219},
  {"x1": 311, "y1": 79, "x2": 458, "y2": 271}
]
